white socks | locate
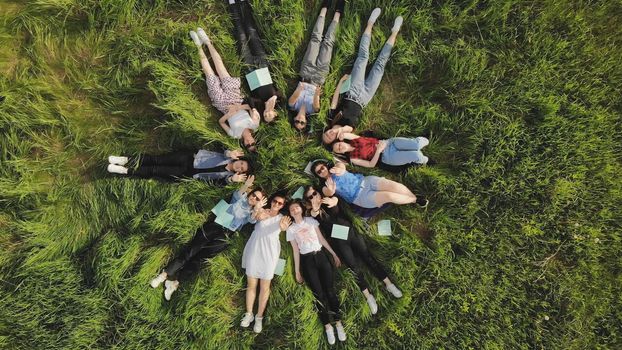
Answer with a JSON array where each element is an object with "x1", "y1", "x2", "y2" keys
[
  {"x1": 368, "y1": 8, "x2": 381, "y2": 24},
  {"x1": 196, "y1": 28, "x2": 211, "y2": 46},
  {"x1": 108, "y1": 155, "x2": 128, "y2": 165},
  {"x1": 189, "y1": 30, "x2": 202, "y2": 47},
  {"x1": 107, "y1": 164, "x2": 128, "y2": 174},
  {"x1": 392, "y1": 16, "x2": 403, "y2": 32},
  {"x1": 366, "y1": 294, "x2": 378, "y2": 314},
  {"x1": 335, "y1": 322, "x2": 347, "y2": 342}
]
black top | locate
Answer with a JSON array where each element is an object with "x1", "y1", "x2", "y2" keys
[
  {"x1": 252, "y1": 84, "x2": 278, "y2": 102},
  {"x1": 310, "y1": 200, "x2": 352, "y2": 237},
  {"x1": 328, "y1": 98, "x2": 363, "y2": 128}
]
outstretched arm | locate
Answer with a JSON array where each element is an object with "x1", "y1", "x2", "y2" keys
[{"x1": 288, "y1": 82, "x2": 304, "y2": 107}]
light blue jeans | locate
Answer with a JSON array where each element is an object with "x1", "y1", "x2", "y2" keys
[
  {"x1": 381, "y1": 137, "x2": 429, "y2": 165},
  {"x1": 346, "y1": 33, "x2": 394, "y2": 108}
]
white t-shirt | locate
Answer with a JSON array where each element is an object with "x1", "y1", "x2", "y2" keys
[
  {"x1": 286, "y1": 217, "x2": 322, "y2": 255},
  {"x1": 227, "y1": 110, "x2": 259, "y2": 138}
]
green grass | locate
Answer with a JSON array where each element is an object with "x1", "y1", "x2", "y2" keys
[{"x1": 1, "y1": 0, "x2": 621, "y2": 349}]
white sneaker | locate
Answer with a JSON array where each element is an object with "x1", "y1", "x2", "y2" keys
[
  {"x1": 253, "y1": 316, "x2": 263, "y2": 333},
  {"x1": 416, "y1": 136, "x2": 430, "y2": 149},
  {"x1": 335, "y1": 322, "x2": 346, "y2": 342},
  {"x1": 240, "y1": 312, "x2": 254, "y2": 328},
  {"x1": 108, "y1": 155, "x2": 129, "y2": 165},
  {"x1": 368, "y1": 8, "x2": 381, "y2": 24},
  {"x1": 386, "y1": 283, "x2": 403, "y2": 298},
  {"x1": 196, "y1": 28, "x2": 211, "y2": 45},
  {"x1": 325, "y1": 325, "x2": 336, "y2": 345},
  {"x1": 150, "y1": 272, "x2": 167, "y2": 288},
  {"x1": 189, "y1": 30, "x2": 202, "y2": 47},
  {"x1": 107, "y1": 164, "x2": 128, "y2": 174},
  {"x1": 366, "y1": 294, "x2": 378, "y2": 314},
  {"x1": 392, "y1": 16, "x2": 403, "y2": 32},
  {"x1": 163, "y1": 280, "x2": 179, "y2": 301}
]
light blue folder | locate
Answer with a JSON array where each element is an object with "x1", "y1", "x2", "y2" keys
[{"x1": 245, "y1": 67, "x2": 273, "y2": 91}]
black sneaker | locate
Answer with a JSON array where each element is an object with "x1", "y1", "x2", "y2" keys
[{"x1": 415, "y1": 196, "x2": 429, "y2": 208}]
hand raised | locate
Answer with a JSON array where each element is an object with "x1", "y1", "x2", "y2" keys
[
  {"x1": 322, "y1": 197, "x2": 338, "y2": 208},
  {"x1": 231, "y1": 173, "x2": 247, "y2": 182},
  {"x1": 244, "y1": 174, "x2": 255, "y2": 187},
  {"x1": 279, "y1": 216, "x2": 292, "y2": 231},
  {"x1": 229, "y1": 149, "x2": 244, "y2": 159}
]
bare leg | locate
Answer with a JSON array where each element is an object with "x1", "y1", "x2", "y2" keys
[
  {"x1": 205, "y1": 41, "x2": 231, "y2": 78},
  {"x1": 245, "y1": 277, "x2": 258, "y2": 314},
  {"x1": 198, "y1": 47, "x2": 214, "y2": 77},
  {"x1": 376, "y1": 178, "x2": 416, "y2": 198},
  {"x1": 374, "y1": 191, "x2": 416, "y2": 207},
  {"x1": 256, "y1": 279, "x2": 272, "y2": 317}
]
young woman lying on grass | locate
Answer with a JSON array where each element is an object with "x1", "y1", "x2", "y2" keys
[
  {"x1": 226, "y1": 0, "x2": 282, "y2": 122},
  {"x1": 240, "y1": 193, "x2": 290, "y2": 333},
  {"x1": 149, "y1": 176, "x2": 264, "y2": 300},
  {"x1": 288, "y1": 0, "x2": 344, "y2": 133},
  {"x1": 283, "y1": 200, "x2": 346, "y2": 345},
  {"x1": 331, "y1": 134, "x2": 430, "y2": 167},
  {"x1": 312, "y1": 160, "x2": 428, "y2": 209},
  {"x1": 189, "y1": 28, "x2": 260, "y2": 152},
  {"x1": 322, "y1": 8, "x2": 402, "y2": 144},
  {"x1": 107, "y1": 149, "x2": 251, "y2": 184},
  {"x1": 304, "y1": 186, "x2": 403, "y2": 314}
]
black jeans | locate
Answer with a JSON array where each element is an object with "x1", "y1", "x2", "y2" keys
[
  {"x1": 129, "y1": 151, "x2": 194, "y2": 179},
  {"x1": 329, "y1": 231, "x2": 389, "y2": 292},
  {"x1": 300, "y1": 249, "x2": 341, "y2": 325},
  {"x1": 164, "y1": 221, "x2": 230, "y2": 281},
  {"x1": 228, "y1": 0, "x2": 268, "y2": 68}
]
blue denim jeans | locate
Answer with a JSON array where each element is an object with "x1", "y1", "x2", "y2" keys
[
  {"x1": 381, "y1": 137, "x2": 429, "y2": 165},
  {"x1": 346, "y1": 33, "x2": 394, "y2": 107}
]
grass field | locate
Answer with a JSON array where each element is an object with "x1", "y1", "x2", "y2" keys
[{"x1": 1, "y1": 0, "x2": 621, "y2": 349}]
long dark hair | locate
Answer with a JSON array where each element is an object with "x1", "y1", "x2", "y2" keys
[{"x1": 310, "y1": 160, "x2": 333, "y2": 183}]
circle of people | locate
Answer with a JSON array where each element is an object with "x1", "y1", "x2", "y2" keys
[{"x1": 106, "y1": 0, "x2": 430, "y2": 345}]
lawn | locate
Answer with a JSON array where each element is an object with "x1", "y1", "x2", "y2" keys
[{"x1": 0, "y1": 0, "x2": 621, "y2": 349}]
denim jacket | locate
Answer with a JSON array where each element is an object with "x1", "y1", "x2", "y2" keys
[{"x1": 192, "y1": 149, "x2": 234, "y2": 183}]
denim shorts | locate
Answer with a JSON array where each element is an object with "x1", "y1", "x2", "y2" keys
[{"x1": 352, "y1": 176, "x2": 382, "y2": 208}]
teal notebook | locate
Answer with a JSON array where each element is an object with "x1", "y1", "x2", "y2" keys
[
  {"x1": 211, "y1": 199, "x2": 230, "y2": 218},
  {"x1": 245, "y1": 67, "x2": 273, "y2": 90},
  {"x1": 291, "y1": 186, "x2": 305, "y2": 200},
  {"x1": 339, "y1": 76, "x2": 351, "y2": 94},
  {"x1": 214, "y1": 211, "x2": 235, "y2": 231},
  {"x1": 331, "y1": 224, "x2": 349, "y2": 240}
]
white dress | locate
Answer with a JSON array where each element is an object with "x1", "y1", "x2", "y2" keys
[{"x1": 241, "y1": 214, "x2": 283, "y2": 280}]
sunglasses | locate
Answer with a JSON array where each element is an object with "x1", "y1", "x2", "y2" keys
[
  {"x1": 294, "y1": 120, "x2": 306, "y2": 126},
  {"x1": 306, "y1": 190, "x2": 320, "y2": 200},
  {"x1": 272, "y1": 199, "x2": 285, "y2": 206},
  {"x1": 249, "y1": 192, "x2": 262, "y2": 201}
]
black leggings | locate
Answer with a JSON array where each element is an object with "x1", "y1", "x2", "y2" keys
[
  {"x1": 164, "y1": 221, "x2": 230, "y2": 281},
  {"x1": 128, "y1": 151, "x2": 194, "y2": 180},
  {"x1": 329, "y1": 232, "x2": 389, "y2": 292},
  {"x1": 300, "y1": 249, "x2": 341, "y2": 325},
  {"x1": 228, "y1": 0, "x2": 268, "y2": 68}
]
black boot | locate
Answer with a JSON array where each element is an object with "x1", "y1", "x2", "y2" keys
[{"x1": 335, "y1": 0, "x2": 345, "y2": 15}]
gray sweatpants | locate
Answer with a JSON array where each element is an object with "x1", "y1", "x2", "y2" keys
[
  {"x1": 299, "y1": 15, "x2": 339, "y2": 85},
  {"x1": 346, "y1": 33, "x2": 394, "y2": 108}
]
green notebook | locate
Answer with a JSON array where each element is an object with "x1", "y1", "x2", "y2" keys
[
  {"x1": 274, "y1": 258, "x2": 286, "y2": 276},
  {"x1": 377, "y1": 219, "x2": 392, "y2": 236},
  {"x1": 331, "y1": 224, "x2": 349, "y2": 240},
  {"x1": 245, "y1": 67, "x2": 273, "y2": 91}
]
